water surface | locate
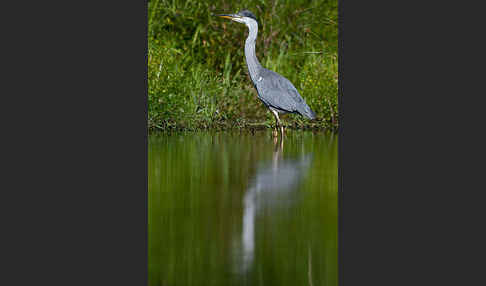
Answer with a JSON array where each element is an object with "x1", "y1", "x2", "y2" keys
[{"x1": 149, "y1": 131, "x2": 337, "y2": 286}]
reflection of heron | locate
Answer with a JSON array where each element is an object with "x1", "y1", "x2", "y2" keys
[
  {"x1": 216, "y1": 10, "x2": 316, "y2": 137},
  {"x1": 239, "y1": 137, "x2": 313, "y2": 272}
]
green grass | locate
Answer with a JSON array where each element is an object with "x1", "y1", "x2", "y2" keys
[{"x1": 148, "y1": 0, "x2": 338, "y2": 132}]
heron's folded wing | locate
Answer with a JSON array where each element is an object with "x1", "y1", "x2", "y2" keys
[
  {"x1": 256, "y1": 70, "x2": 306, "y2": 112},
  {"x1": 257, "y1": 88, "x2": 299, "y2": 113}
]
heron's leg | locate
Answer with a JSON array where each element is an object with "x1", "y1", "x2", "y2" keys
[
  {"x1": 270, "y1": 109, "x2": 280, "y2": 138},
  {"x1": 275, "y1": 113, "x2": 284, "y2": 137},
  {"x1": 270, "y1": 109, "x2": 284, "y2": 137},
  {"x1": 274, "y1": 116, "x2": 279, "y2": 134}
]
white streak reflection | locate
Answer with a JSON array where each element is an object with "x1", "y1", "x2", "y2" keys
[{"x1": 237, "y1": 138, "x2": 313, "y2": 274}]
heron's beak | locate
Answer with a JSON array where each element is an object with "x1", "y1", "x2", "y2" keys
[{"x1": 215, "y1": 14, "x2": 240, "y2": 21}]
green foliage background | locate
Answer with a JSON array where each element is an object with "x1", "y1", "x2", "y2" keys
[{"x1": 148, "y1": 0, "x2": 338, "y2": 131}]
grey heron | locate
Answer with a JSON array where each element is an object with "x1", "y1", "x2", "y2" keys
[{"x1": 216, "y1": 10, "x2": 316, "y2": 136}]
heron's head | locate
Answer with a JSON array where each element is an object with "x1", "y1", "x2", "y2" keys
[{"x1": 216, "y1": 10, "x2": 258, "y2": 26}]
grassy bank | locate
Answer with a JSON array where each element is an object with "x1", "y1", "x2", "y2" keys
[{"x1": 148, "y1": 0, "x2": 338, "y2": 132}]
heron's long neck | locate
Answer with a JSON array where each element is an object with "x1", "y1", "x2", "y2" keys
[{"x1": 244, "y1": 21, "x2": 261, "y2": 82}]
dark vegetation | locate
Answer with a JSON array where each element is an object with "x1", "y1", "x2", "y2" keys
[{"x1": 148, "y1": 0, "x2": 338, "y2": 132}]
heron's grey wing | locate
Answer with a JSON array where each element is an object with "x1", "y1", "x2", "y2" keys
[
  {"x1": 256, "y1": 69, "x2": 306, "y2": 112},
  {"x1": 257, "y1": 88, "x2": 299, "y2": 112}
]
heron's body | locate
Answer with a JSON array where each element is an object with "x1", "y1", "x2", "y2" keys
[{"x1": 217, "y1": 10, "x2": 315, "y2": 136}]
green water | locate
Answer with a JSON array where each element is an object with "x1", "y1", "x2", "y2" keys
[{"x1": 149, "y1": 131, "x2": 338, "y2": 286}]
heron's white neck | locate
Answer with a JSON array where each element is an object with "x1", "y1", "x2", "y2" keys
[{"x1": 244, "y1": 20, "x2": 262, "y2": 83}]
